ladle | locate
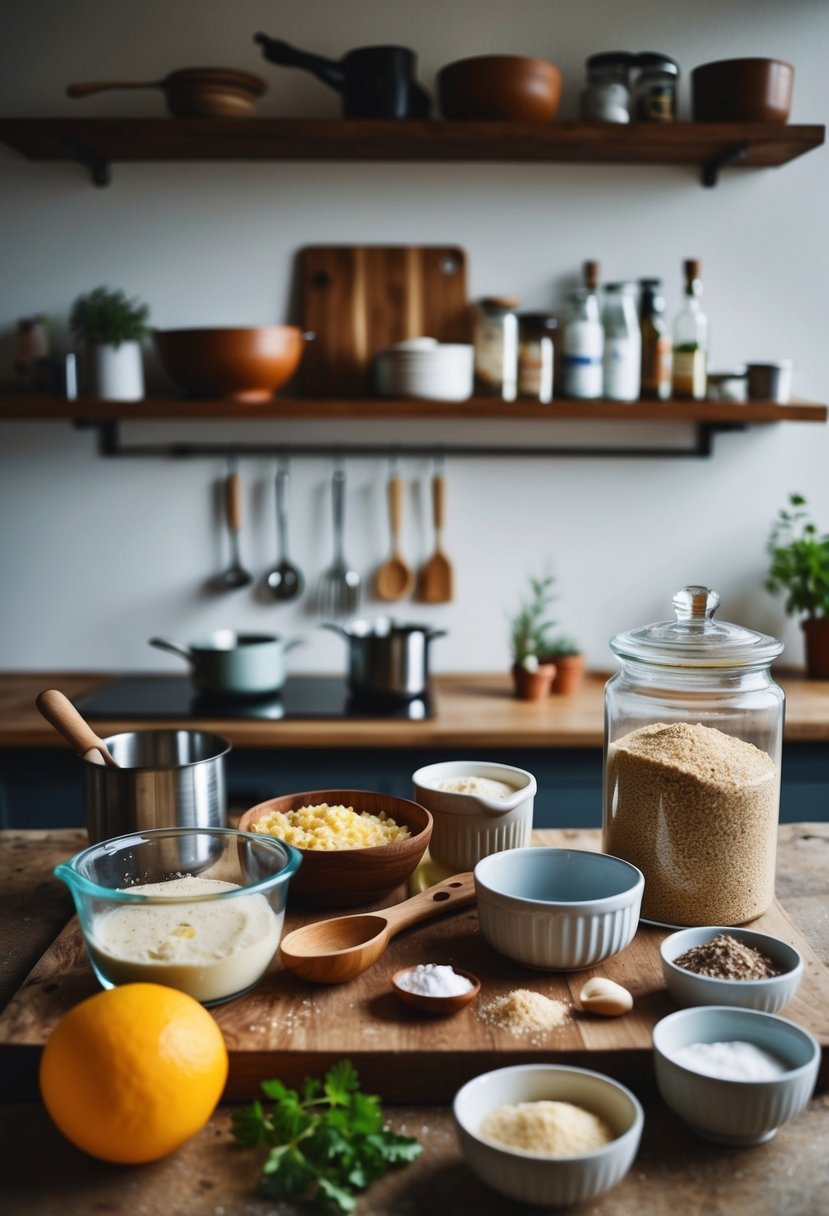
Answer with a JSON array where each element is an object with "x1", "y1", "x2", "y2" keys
[
  {"x1": 374, "y1": 469, "x2": 414, "y2": 601},
  {"x1": 217, "y1": 456, "x2": 253, "y2": 590},
  {"x1": 265, "y1": 464, "x2": 304, "y2": 601},
  {"x1": 279, "y1": 871, "x2": 475, "y2": 983},
  {"x1": 35, "y1": 688, "x2": 119, "y2": 768}
]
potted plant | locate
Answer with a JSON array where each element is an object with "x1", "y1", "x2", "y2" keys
[
  {"x1": 766, "y1": 493, "x2": 829, "y2": 678},
  {"x1": 70, "y1": 286, "x2": 150, "y2": 401},
  {"x1": 509, "y1": 571, "x2": 558, "y2": 700},
  {"x1": 541, "y1": 634, "x2": 586, "y2": 695}
]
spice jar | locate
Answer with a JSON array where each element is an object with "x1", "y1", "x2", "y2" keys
[
  {"x1": 603, "y1": 586, "x2": 784, "y2": 927},
  {"x1": 473, "y1": 296, "x2": 519, "y2": 400},
  {"x1": 580, "y1": 52, "x2": 634, "y2": 122},
  {"x1": 632, "y1": 52, "x2": 679, "y2": 121},
  {"x1": 517, "y1": 312, "x2": 557, "y2": 402}
]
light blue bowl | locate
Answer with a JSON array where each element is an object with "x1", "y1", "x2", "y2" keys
[
  {"x1": 661, "y1": 926, "x2": 803, "y2": 1012},
  {"x1": 653, "y1": 1005, "x2": 819, "y2": 1146},
  {"x1": 474, "y1": 847, "x2": 644, "y2": 970}
]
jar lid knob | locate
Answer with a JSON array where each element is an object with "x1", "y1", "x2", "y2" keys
[{"x1": 673, "y1": 585, "x2": 720, "y2": 622}]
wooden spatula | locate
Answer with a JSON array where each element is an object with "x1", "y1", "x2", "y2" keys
[{"x1": 417, "y1": 470, "x2": 453, "y2": 603}]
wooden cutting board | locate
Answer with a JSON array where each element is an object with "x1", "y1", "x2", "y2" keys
[
  {"x1": 298, "y1": 244, "x2": 469, "y2": 397},
  {"x1": 1, "y1": 894, "x2": 827, "y2": 1102}
]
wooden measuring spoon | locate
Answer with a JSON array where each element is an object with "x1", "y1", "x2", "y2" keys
[
  {"x1": 35, "y1": 688, "x2": 119, "y2": 768},
  {"x1": 392, "y1": 966, "x2": 480, "y2": 1015},
  {"x1": 417, "y1": 470, "x2": 454, "y2": 603},
  {"x1": 279, "y1": 871, "x2": 475, "y2": 984},
  {"x1": 374, "y1": 472, "x2": 414, "y2": 601}
]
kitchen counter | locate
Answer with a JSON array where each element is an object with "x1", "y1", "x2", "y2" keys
[
  {"x1": 1, "y1": 824, "x2": 827, "y2": 1216},
  {"x1": 2, "y1": 670, "x2": 829, "y2": 749}
]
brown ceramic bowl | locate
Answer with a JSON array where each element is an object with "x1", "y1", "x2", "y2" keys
[
  {"x1": 154, "y1": 326, "x2": 305, "y2": 404},
  {"x1": 237, "y1": 789, "x2": 433, "y2": 907},
  {"x1": 691, "y1": 58, "x2": 794, "y2": 123},
  {"x1": 437, "y1": 55, "x2": 562, "y2": 122}
]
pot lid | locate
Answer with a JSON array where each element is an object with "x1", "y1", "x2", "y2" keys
[{"x1": 610, "y1": 586, "x2": 783, "y2": 668}]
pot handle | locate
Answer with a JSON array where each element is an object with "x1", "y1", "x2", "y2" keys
[
  {"x1": 253, "y1": 35, "x2": 346, "y2": 90},
  {"x1": 321, "y1": 622, "x2": 349, "y2": 640},
  {"x1": 148, "y1": 637, "x2": 195, "y2": 665},
  {"x1": 284, "y1": 638, "x2": 305, "y2": 653},
  {"x1": 426, "y1": 629, "x2": 448, "y2": 641}
]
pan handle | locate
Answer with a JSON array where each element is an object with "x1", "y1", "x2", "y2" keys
[{"x1": 148, "y1": 637, "x2": 196, "y2": 665}]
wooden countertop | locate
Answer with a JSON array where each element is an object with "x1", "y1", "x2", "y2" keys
[
  {"x1": 2, "y1": 670, "x2": 829, "y2": 749},
  {"x1": 2, "y1": 825, "x2": 828, "y2": 1216}
]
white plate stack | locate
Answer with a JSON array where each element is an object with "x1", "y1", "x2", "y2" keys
[{"x1": 374, "y1": 338, "x2": 474, "y2": 401}]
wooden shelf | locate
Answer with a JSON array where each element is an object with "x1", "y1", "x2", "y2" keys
[
  {"x1": 0, "y1": 118, "x2": 823, "y2": 187},
  {"x1": 0, "y1": 395, "x2": 825, "y2": 423}
]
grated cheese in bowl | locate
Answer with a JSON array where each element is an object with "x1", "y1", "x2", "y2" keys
[{"x1": 251, "y1": 803, "x2": 411, "y2": 851}]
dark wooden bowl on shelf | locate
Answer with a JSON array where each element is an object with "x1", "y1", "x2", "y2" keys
[{"x1": 437, "y1": 55, "x2": 562, "y2": 122}]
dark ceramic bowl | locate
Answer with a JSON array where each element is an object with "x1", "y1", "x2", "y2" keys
[
  {"x1": 691, "y1": 58, "x2": 794, "y2": 123},
  {"x1": 438, "y1": 55, "x2": 562, "y2": 122}
]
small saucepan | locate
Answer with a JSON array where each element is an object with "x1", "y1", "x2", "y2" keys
[
  {"x1": 323, "y1": 618, "x2": 446, "y2": 699},
  {"x1": 149, "y1": 630, "x2": 301, "y2": 697},
  {"x1": 66, "y1": 68, "x2": 267, "y2": 118}
]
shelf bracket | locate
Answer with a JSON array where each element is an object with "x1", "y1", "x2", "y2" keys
[
  {"x1": 59, "y1": 136, "x2": 111, "y2": 187},
  {"x1": 701, "y1": 141, "x2": 749, "y2": 188},
  {"x1": 73, "y1": 418, "x2": 740, "y2": 460}
]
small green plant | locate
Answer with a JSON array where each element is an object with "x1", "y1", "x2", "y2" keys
[
  {"x1": 69, "y1": 286, "x2": 150, "y2": 347},
  {"x1": 540, "y1": 633, "x2": 582, "y2": 659},
  {"x1": 766, "y1": 493, "x2": 829, "y2": 620},
  {"x1": 509, "y1": 570, "x2": 559, "y2": 669}
]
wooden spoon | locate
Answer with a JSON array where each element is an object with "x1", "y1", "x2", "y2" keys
[
  {"x1": 35, "y1": 688, "x2": 119, "y2": 767},
  {"x1": 279, "y1": 871, "x2": 475, "y2": 984},
  {"x1": 374, "y1": 473, "x2": 414, "y2": 601},
  {"x1": 417, "y1": 471, "x2": 454, "y2": 603}
]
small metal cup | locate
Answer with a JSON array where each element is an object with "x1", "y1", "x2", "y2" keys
[{"x1": 83, "y1": 729, "x2": 231, "y2": 844}]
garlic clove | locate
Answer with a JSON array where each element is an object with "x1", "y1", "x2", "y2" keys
[{"x1": 578, "y1": 977, "x2": 633, "y2": 1017}]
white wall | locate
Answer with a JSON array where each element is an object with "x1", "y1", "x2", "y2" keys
[{"x1": 1, "y1": 0, "x2": 827, "y2": 675}]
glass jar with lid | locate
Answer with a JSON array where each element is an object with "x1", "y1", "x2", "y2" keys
[
  {"x1": 632, "y1": 52, "x2": 679, "y2": 121},
  {"x1": 603, "y1": 586, "x2": 784, "y2": 927},
  {"x1": 473, "y1": 296, "x2": 519, "y2": 400},
  {"x1": 580, "y1": 52, "x2": 634, "y2": 122},
  {"x1": 517, "y1": 312, "x2": 557, "y2": 402}
]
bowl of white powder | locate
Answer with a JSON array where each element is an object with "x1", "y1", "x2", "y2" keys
[
  {"x1": 55, "y1": 826, "x2": 302, "y2": 1006},
  {"x1": 412, "y1": 760, "x2": 537, "y2": 871},
  {"x1": 653, "y1": 1005, "x2": 820, "y2": 1146},
  {"x1": 453, "y1": 1063, "x2": 643, "y2": 1206}
]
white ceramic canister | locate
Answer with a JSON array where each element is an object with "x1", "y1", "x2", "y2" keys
[{"x1": 412, "y1": 760, "x2": 536, "y2": 871}]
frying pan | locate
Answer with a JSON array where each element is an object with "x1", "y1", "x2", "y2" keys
[{"x1": 66, "y1": 67, "x2": 267, "y2": 117}]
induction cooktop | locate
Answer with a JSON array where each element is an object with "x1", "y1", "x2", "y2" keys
[{"x1": 74, "y1": 675, "x2": 434, "y2": 722}]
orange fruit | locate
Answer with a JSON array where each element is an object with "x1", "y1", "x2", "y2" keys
[{"x1": 39, "y1": 982, "x2": 228, "y2": 1164}]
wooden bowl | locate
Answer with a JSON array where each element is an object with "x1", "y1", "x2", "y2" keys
[
  {"x1": 237, "y1": 789, "x2": 433, "y2": 907},
  {"x1": 392, "y1": 966, "x2": 480, "y2": 1015},
  {"x1": 691, "y1": 58, "x2": 794, "y2": 123},
  {"x1": 154, "y1": 326, "x2": 305, "y2": 404},
  {"x1": 162, "y1": 68, "x2": 267, "y2": 118},
  {"x1": 437, "y1": 55, "x2": 562, "y2": 122}
]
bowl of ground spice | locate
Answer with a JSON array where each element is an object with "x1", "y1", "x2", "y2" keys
[
  {"x1": 660, "y1": 927, "x2": 803, "y2": 1013},
  {"x1": 453, "y1": 1063, "x2": 643, "y2": 1206}
]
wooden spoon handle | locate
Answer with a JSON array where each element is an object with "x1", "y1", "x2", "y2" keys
[
  {"x1": 432, "y1": 473, "x2": 446, "y2": 535},
  {"x1": 35, "y1": 689, "x2": 118, "y2": 767},
  {"x1": 388, "y1": 474, "x2": 403, "y2": 548},
  {"x1": 66, "y1": 80, "x2": 161, "y2": 97},
  {"x1": 381, "y1": 872, "x2": 475, "y2": 938},
  {"x1": 225, "y1": 471, "x2": 243, "y2": 532}
]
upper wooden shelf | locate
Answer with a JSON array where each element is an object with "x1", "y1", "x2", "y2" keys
[
  {"x1": 0, "y1": 118, "x2": 823, "y2": 187},
  {"x1": 1, "y1": 395, "x2": 826, "y2": 423}
]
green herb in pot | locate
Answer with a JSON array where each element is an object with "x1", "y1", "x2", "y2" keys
[{"x1": 232, "y1": 1059, "x2": 422, "y2": 1214}]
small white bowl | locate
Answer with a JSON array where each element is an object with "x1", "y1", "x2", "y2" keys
[
  {"x1": 453, "y1": 1064, "x2": 643, "y2": 1207},
  {"x1": 412, "y1": 759, "x2": 536, "y2": 871},
  {"x1": 653, "y1": 1006, "x2": 820, "y2": 1147},
  {"x1": 474, "y1": 848, "x2": 644, "y2": 971},
  {"x1": 661, "y1": 926, "x2": 803, "y2": 1013}
]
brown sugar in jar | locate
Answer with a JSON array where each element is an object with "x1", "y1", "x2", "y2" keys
[{"x1": 605, "y1": 720, "x2": 778, "y2": 925}]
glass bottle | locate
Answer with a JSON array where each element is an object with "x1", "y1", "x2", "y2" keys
[
  {"x1": 603, "y1": 586, "x2": 784, "y2": 926},
  {"x1": 672, "y1": 259, "x2": 708, "y2": 400},
  {"x1": 517, "y1": 312, "x2": 557, "y2": 402},
  {"x1": 638, "y1": 278, "x2": 672, "y2": 400},
  {"x1": 602, "y1": 282, "x2": 641, "y2": 402},
  {"x1": 473, "y1": 296, "x2": 519, "y2": 400},
  {"x1": 562, "y1": 288, "x2": 603, "y2": 400},
  {"x1": 632, "y1": 53, "x2": 679, "y2": 122},
  {"x1": 580, "y1": 52, "x2": 633, "y2": 122}
]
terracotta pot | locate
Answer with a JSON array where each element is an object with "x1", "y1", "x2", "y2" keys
[
  {"x1": 802, "y1": 618, "x2": 829, "y2": 679},
  {"x1": 549, "y1": 653, "x2": 586, "y2": 695},
  {"x1": 512, "y1": 662, "x2": 556, "y2": 700}
]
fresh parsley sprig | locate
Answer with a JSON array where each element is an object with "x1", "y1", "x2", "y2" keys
[{"x1": 232, "y1": 1060, "x2": 423, "y2": 1214}]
